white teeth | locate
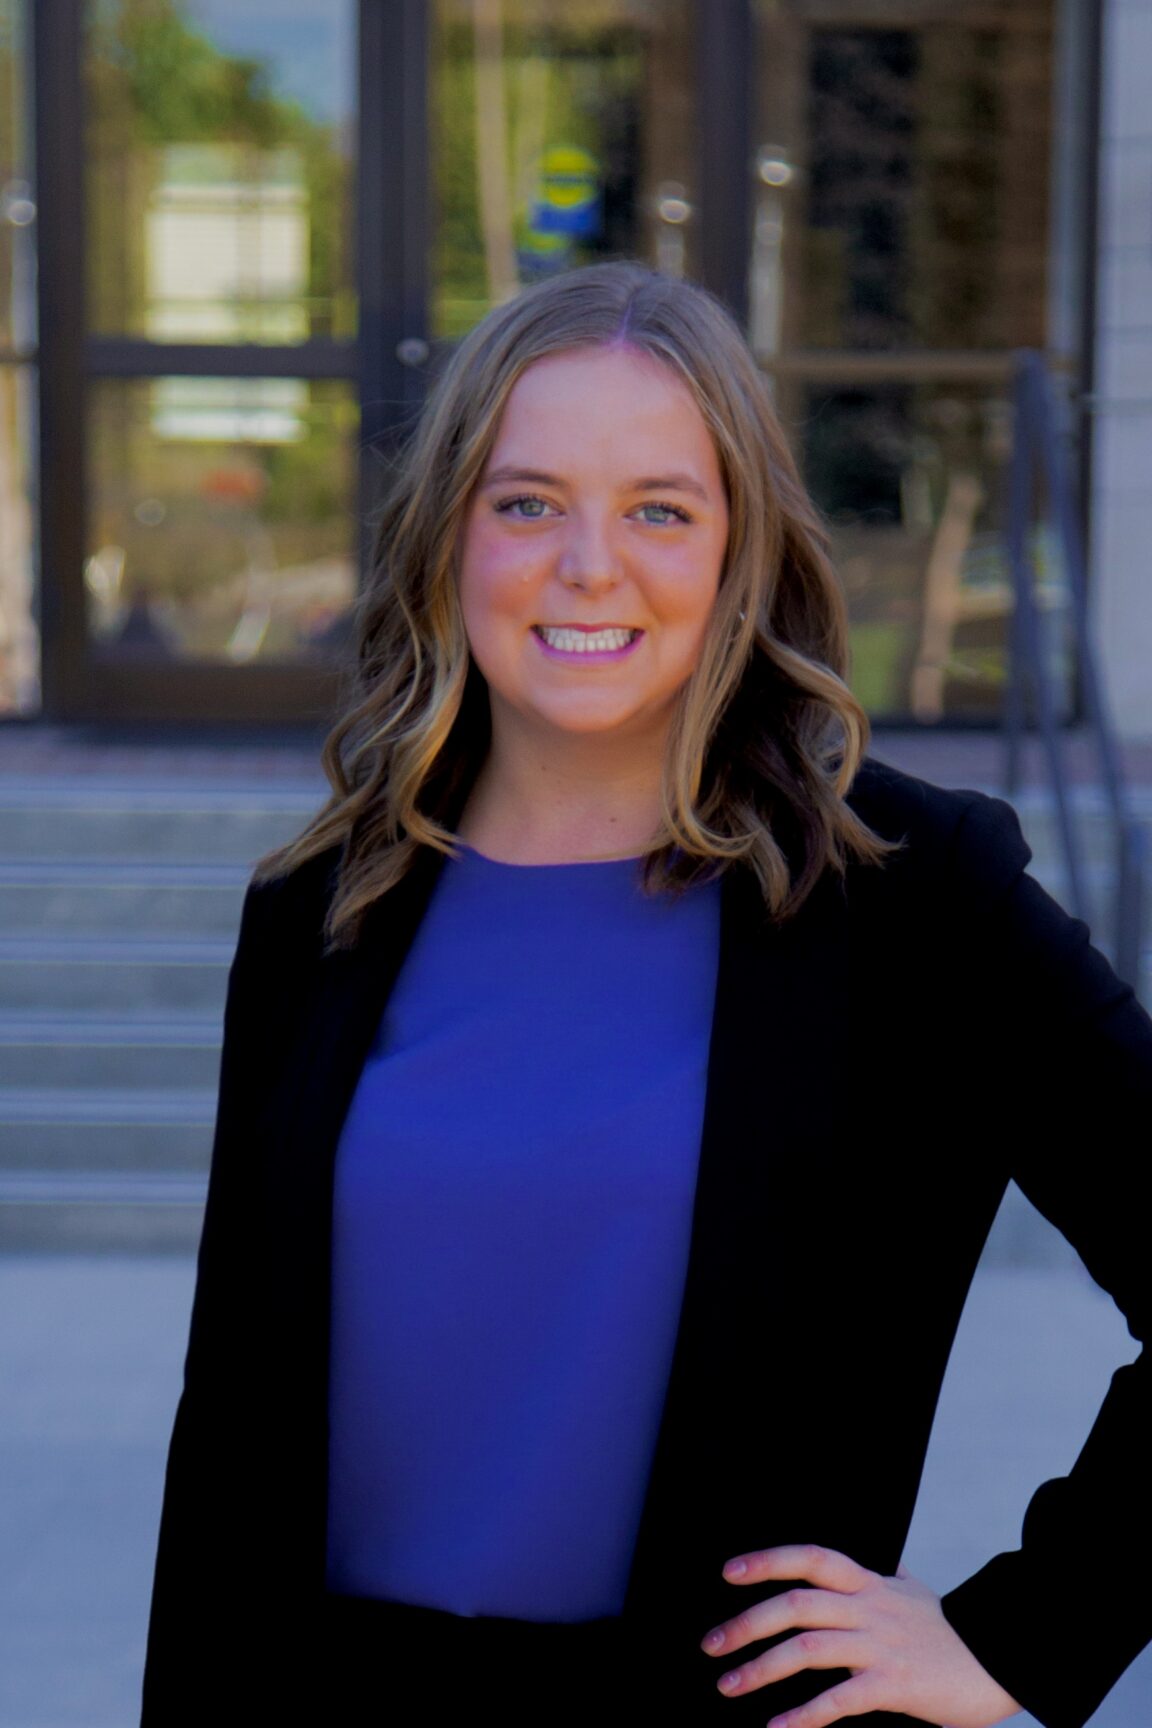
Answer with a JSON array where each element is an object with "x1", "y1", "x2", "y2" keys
[{"x1": 537, "y1": 626, "x2": 637, "y2": 653}]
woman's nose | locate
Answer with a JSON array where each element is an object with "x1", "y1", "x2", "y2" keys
[{"x1": 556, "y1": 519, "x2": 623, "y2": 593}]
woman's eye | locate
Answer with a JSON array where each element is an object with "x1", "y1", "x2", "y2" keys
[
  {"x1": 492, "y1": 495, "x2": 689, "y2": 525},
  {"x1": 495, "y1": 494, "x2": 553, "y2": 520}
]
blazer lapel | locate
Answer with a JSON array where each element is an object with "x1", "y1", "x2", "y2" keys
[
  {"x1": 623, "y1": 860, "x2": 853, "y2": 1638},
  {"x1": 264, "y1": 850, "x2": 448, "y2": 1247},
  {"x1": 257, "y1": 846, "x2": 451, "y2": 1586}
]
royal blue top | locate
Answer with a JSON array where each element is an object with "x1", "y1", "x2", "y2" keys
[{"x1": 325, "y1": 845, "x2": 721, "y2": 1621}]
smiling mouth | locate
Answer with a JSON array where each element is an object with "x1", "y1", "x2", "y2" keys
[{"x1": 532, "y1": 625, "x2": 642, "y2": 653}]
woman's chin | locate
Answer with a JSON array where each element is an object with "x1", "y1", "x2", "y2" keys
[{"x1": 514, "y1": 701, "x2": 673, "y2": 747}]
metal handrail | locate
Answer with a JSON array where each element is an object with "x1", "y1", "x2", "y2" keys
[{"x1": 1003, "y1": 349, "x2": 1147, "y2": 994}]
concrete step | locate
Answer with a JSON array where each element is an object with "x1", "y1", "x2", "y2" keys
[
  {"x1": 0, "y1": 775, "x2": 316, "y2": 1251},
  {"x1": 0, "y1": 1169, "x2": 205, "y2": 1251},
  {"x1": 0, "y1": 936, "x2": 231, "y2": 1013},
  {"x1": 0, "y1": 1089, "x2": 214, "y2": 1169},
  {"x1": 0, "y1": 861, "x2": 247, "y2": 938},
  {"x1": 0, "y1": 779, "x2": 322, "y2": 865},
  {"x1": 0, "y1": 1124, "x2": 212, "y2": 1169},
  {"x1": 0, "y1": 770, "x2": 1145, "y2": 1256},
  {"x1": 0, "y1": 1012, "x2": 221, "y2": 1089}
]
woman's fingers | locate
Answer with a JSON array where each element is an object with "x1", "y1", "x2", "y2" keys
[
  {"x1": 714, "y1": 1629, "x2": 866, "y2": 1698},
  {"x1": 766, "y1": 1672, "x2": 882, "y2": 1728},
  {"x1": 722, "y1": 1543, "x2": 877, "y2": 1594},
  {"x1": 702, "y1": 1556, "x2": 1024, "y2": 1727},
  {"x1": 702, "y1": 1587, "x2": 859, "y2": 1656}
]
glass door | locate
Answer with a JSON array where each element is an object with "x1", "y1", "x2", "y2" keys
[
  {"x1": 36, "y1": 0, "x2": 1071, "y2": 726},
  {"x1": 430, "y1": 0, "x2": 699, "y2": 340},
  {"x1": 40, "y1": 0, "x2": 715, "y2": 723},
  {"x1": 751, "y1": 0, "x2": 1065, "y2": 724},
  {"x1": 41, "y1": 0, "x2": 362, "y2": 722}
]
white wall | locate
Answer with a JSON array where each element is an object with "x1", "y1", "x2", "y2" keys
[{"x1": 1092, "y1": 0, "x2": 1152, "y2": 738}]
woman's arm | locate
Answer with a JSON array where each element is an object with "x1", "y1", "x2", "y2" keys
[
  {"x1": 934, "y1": 794, "x2": 1152, "y2": 1728},
  {"x1": 140, "y1": 868, "x2": 321, "y2": 1722},
  {"x1": 699, "y1": 790, "x2": 1152, "y2": 1728}
]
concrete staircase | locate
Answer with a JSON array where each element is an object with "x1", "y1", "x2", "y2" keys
[
  {"x1": 0, "y1": 777, "x2": 323, "y2": 1250},
  {"x1": 0, "y1": 769, "x2": 1147, "y2": 1255}
]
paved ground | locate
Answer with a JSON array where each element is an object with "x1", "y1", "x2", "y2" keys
[
  {"x1": 0, "y1": 1253, "x2": 1149, "y2": 1728},
  {"x1": 0, "y1": 724, "x2": 325, "y2": 782}
]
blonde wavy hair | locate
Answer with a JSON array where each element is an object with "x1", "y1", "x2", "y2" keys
[{"x1": 260, "y1": 261, "x2": 895, "y2": 944}]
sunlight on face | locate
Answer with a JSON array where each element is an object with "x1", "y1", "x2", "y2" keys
[{"x1": 458, "y1": 344, "x2": 730, "y2": 756}]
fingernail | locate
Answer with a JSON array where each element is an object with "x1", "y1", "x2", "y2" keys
[
  {"x1": 719, "y1": 1670, "x2": 741, "y2": 1692},
  {"x1": 705, "y1": 1629, "x2": 725, "y2": 1651},
  {"x1": 724, "y1": 1558, "x2": 747, "y2": 1578}
]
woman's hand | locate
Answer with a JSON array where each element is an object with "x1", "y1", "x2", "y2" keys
[{"x1": 700, "y1": 1544, "x2": 1023, "y2": 1728}]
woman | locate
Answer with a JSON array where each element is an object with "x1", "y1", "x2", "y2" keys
[{"x1": 142, "y1": 263, "x2": 1152, "y2": 1728}]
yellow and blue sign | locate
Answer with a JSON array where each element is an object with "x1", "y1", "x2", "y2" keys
[{"x1": 518, "y1": 145, "x2": 602, "y2": 276}]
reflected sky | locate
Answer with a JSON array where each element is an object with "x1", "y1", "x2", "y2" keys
[{"x1": 180, "y1": 0, "x2": 353, "y2": 125}]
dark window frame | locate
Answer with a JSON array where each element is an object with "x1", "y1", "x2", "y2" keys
[
  {"x1": 28, "y1": 0, "x2": 1094, "y2": 728},
  {"x1": 33, "y1": 0, "x2": 432, "y2": 723}
]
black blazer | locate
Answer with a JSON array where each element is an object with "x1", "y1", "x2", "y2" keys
[{"x1": 142, "y1": 758, "x2": 1152, "y2": 1727}]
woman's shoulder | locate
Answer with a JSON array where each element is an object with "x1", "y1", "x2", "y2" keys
[
  {"x1": 238, "y1": 842, "x2": 343, "y2": 957},
  {"x1": 845, "y1": 754, "x2": 1033, "y2": 895}
]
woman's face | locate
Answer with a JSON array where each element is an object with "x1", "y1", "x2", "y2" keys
[{"x1": 457, "y1": 344, "x2": 730, "y2": 754}]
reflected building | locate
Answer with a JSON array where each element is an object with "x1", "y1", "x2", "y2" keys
[{"x1": 1, "y1": 0, "x2": 1147, "y2": 730}]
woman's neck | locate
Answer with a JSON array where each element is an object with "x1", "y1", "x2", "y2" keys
[{"x1": 457, "y1": 726, "x2": 667, "y2": 866}]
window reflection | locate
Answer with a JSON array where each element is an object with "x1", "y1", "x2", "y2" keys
[
  {"x1": 752, "y1": 1, "x2": 1054, "y2": 357},
  {"x1": 85, "y1": 0, "x2": 356, "y2": 342},
  {"x1": 0, "y1": 364, "x2": 38, "y2": 712},
  {"x1": 1, "y1": 0, "x2": 39, "y2": 715},
  {"x1": 86, "y1": 377, "x2": 358, "y2": 663},
  {"x1": 144, "y1": 143, "x2": 313, "y2": 344},
  {"x1": 794, "y1": 379, "x2": 1034, "y2": 722},
  {"x1": 754, "y1": 0, "x2": 1056, "y2": 721},
  {"x1": 432, "y1": 0, "x2": 695, "y2": 339},
  {"x1": 2, "y1": 0, "x2": 36, "y2": 357}
]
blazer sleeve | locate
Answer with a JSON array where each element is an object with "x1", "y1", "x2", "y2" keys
[
  {"x1": 140, "y1": 871, "x2": 316, "y2": 1722},
  {"x1": 935, "y1": 792, "x2": 1152, "y2": 1728}
]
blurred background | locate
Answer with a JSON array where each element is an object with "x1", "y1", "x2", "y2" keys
[{"x1": 1, "y1": 2, "x2": 1151, "y2": 1725}]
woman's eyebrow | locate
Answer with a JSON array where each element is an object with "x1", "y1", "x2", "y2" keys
[{"x1": 481, "y1": 464, "x2": 711, "y2": 501}]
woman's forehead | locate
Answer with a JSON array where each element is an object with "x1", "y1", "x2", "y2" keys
[
  {"x1": 487, "y1": 346, "x2": 720, "y2": 471},
  {"x1": 507, "y1": 342, "x2": 689, "y2": 401}
]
